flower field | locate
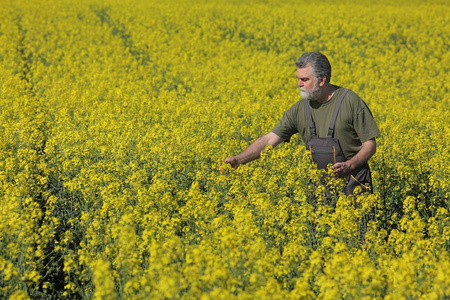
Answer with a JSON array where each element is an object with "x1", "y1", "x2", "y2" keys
[{"x1": 1, "y1": 0, "x2": 449, "y2": 298}]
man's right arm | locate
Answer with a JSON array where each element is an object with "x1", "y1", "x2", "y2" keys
[{"x1": 223, "y1": 132, "x2": 285, "y2": 169}]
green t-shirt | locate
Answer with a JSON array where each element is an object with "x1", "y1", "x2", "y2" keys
[{"x1": 271, "y1": 86, "x2": 380, "y2": 160}]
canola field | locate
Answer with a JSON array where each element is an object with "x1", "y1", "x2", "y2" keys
[{"x1": 1, "y1": 0, "x2": 449, "y2": 299}]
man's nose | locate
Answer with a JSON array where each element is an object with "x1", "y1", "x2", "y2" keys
[{"x1": 298, "y1": 80, "x2": 303, "y2": 87}]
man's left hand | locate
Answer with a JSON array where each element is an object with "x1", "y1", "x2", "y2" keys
[{"x1": 332, "y1": 161, "x2": 352, "y2": 178}]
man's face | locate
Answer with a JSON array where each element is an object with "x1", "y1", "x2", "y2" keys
[{"x1": 297, "y1": 65, "x2": 321, "y2": 101}]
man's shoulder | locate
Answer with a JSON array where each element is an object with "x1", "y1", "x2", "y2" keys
[
  {"x1": 337, "y1": 87, "x2": 367, "y2": 108},
  {"x1": 334, "y1": 86, "x2": 362, "y2": 100},
  {"x1": 279, "y1": 99, "x2": 307, "y2": 125},
  {"x1": 338, "y1": 87, "x2": 377, "y2": 119},
  {"x1": 285, "y1": 99, "x2": 305, "y2": 113}
]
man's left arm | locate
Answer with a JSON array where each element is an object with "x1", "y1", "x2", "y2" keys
[{"x1": 333, "y1": 138, "x2": 376, "y2": 178}]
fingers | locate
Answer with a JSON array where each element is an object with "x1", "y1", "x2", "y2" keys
[
  {"x1": 219, "y1": 160, "x2": 226, "y2": 174},
  {"x1": 219, "y1": 159, "x2": 233, "y2": 174},
  {"x1": 332, "y1": 162, "x2": 349, "y2": 178},
  {"x1": 332, "y1": 162, "x2": 340, "y2": 172},
  {"x1": 219, "y1": 157, "x2": 239, "y2": 174}
]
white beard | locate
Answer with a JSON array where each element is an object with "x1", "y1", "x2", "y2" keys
[{"x1": 299, "y1": 82, "x2": 322, "y2": 101}]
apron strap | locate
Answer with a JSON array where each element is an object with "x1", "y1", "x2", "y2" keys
[
  {"x1": 304, "y1": 98, "x2": 316, "y2": 137},
  {"x1": 328, "y1": 88, "x2": 349, "y2": 137},
  {"x1": 304, "y1": 88, "x2": 349, "y2": 137}
]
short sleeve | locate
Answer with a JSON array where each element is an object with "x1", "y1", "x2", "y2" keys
[
  {"x1": 271, "y1": 102, "x2": 301, "y2": 142},
  {"x1": 353, "y1": 102, "x2": 380, "y2": 143}
]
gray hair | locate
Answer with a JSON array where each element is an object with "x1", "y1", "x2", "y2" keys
[{"x1": 296, "y1": 52, "x2": 332, "y2": 83}]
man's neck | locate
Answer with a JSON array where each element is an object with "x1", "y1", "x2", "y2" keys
[{"x1": 316, "y1": 84, "x2": 337, "y2": 103}]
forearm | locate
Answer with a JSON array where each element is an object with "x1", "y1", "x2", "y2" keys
[
  {"x1": 333, "y1": 138, "x2": 376, "y2": 178},
  {"x1": 234, "y1": 135, "x2": 271, "y2": 165},
  {"x1": 347, "y1": 138, "x2": 377, "y2": 170},
  {"x1": 224, "y1": 132, "x2": 285, "y2": 168}
]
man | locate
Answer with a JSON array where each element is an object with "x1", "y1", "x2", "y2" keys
[{"x1": 223, "y1": 52, "x2": 380, "y2": 195}]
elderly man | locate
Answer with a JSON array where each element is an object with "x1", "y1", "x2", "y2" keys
[{"x1": 223, "y1": 52, "x2": 380, "y2": 195}]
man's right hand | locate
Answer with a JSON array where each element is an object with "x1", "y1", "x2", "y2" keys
[
  {"x1": 219, "y1": 156, "x2": 240, "y2": 174},
  {"x1": 223, "y1": 156, "x2": 240, "y2": 169}
]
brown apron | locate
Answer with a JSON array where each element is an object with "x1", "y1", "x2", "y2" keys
[{"x1": 304, "y1": 89, "x2": 372, "y2": 196}]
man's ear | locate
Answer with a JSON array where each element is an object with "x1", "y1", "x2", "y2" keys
[{"x1": 318, "y1": 75, "x2": 327, "y2": 87}]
